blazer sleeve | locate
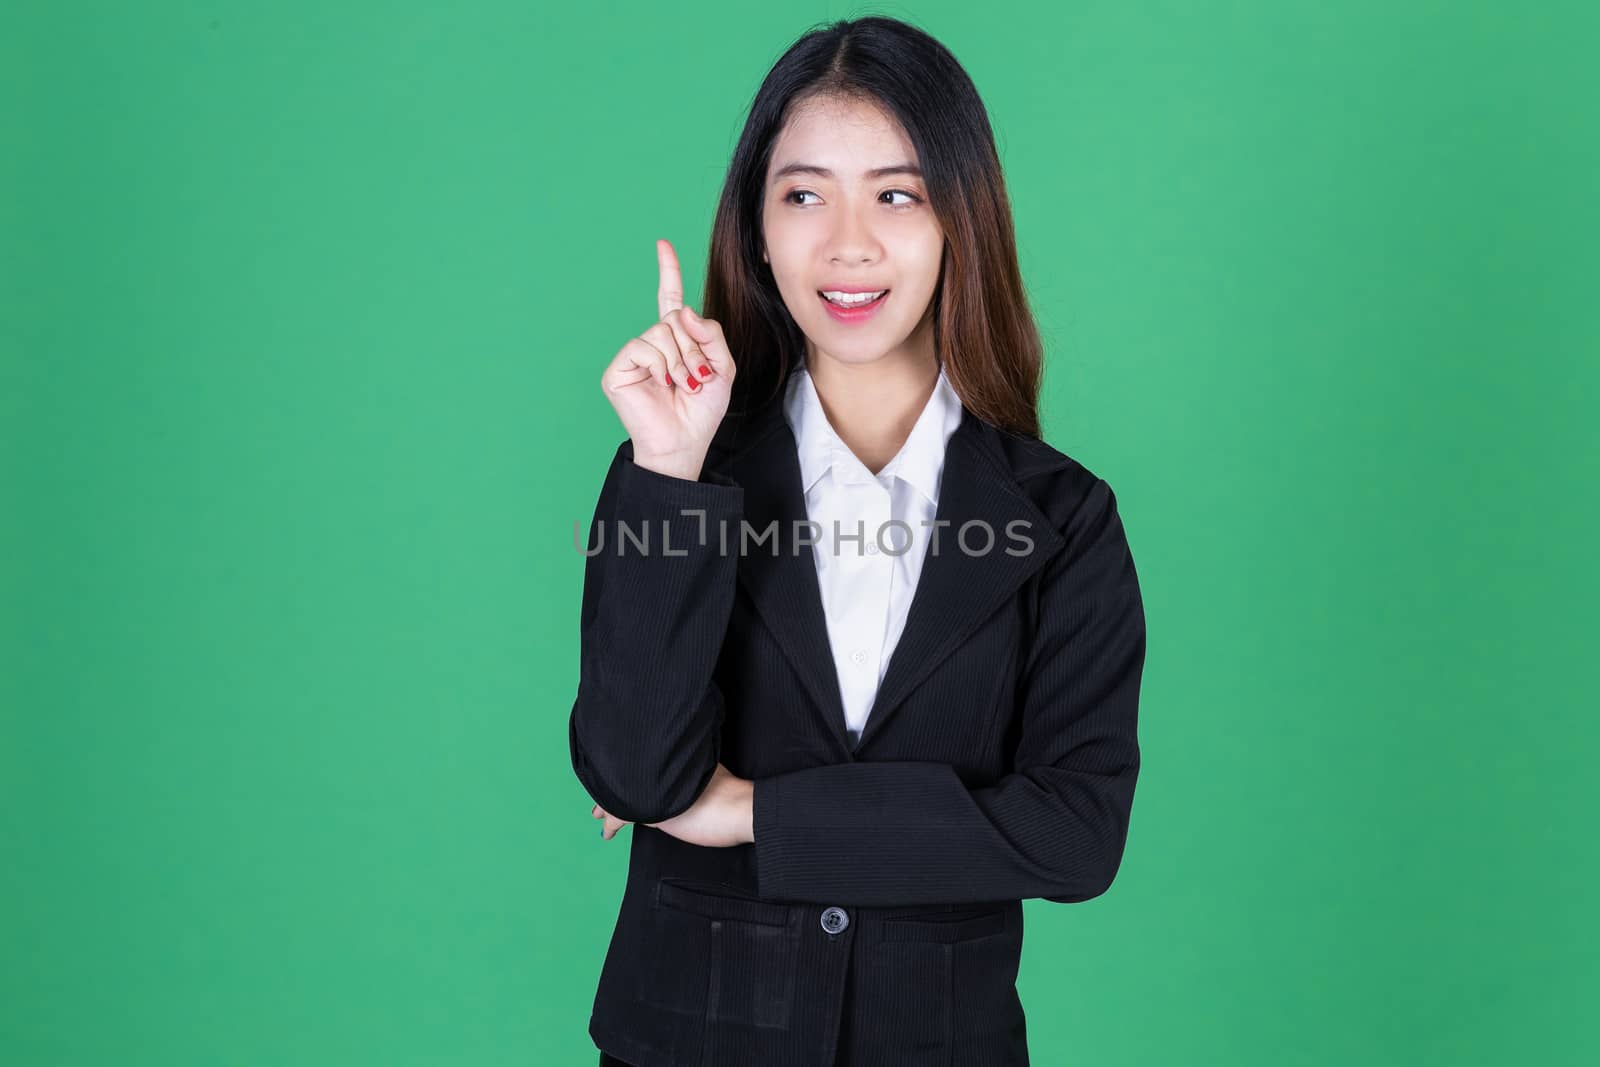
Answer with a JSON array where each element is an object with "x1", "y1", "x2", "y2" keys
[
  {"x1": 568, "y1": 439, "x2": 745, "y2": 826},
  {"x1": 751, "y1": 477, "x2": 1145, "y2": 907}
]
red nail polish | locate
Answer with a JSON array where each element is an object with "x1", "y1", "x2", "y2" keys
[
  {"x1": 699, "y1": 364, "x2": 712, "y2": 376},
  {"x1": 687, "y1": 377, "x2": 699, "y2": 390}
]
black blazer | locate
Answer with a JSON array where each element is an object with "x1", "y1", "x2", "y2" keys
[{"x1": 569, "y1": 388, "x2": 1146, "y2": 1067}]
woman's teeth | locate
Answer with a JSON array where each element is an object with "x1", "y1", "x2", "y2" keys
[{"x1": 821, "y1": 289, "x2": 887, "y2": 306}]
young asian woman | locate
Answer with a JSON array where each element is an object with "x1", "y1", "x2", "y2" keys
[{"x1": 571, "y1": 16, "x2": 1146, "y2": 1067}]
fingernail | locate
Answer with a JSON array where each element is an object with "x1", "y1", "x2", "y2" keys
[
  {"x1": 686, "y1": 377, "x2": 700, "y2": 391},
  {"x1": 699, "y1": 364, "x2": 712, "y2": 377}
]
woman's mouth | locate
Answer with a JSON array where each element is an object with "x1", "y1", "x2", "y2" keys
[{"x1": 818, "y1": 288, "x2": 889, "y2": 323}]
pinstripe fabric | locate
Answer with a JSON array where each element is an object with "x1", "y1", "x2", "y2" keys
[{"x1": 570, "y1": 390, "x2": 1146, "y2": 1066}]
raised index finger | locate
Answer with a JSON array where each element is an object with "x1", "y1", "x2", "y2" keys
[{"x1": 657, "y1": 239, "x2": 684, "y2": 320}]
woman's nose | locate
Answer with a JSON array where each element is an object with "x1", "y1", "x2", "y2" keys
[{"x1": 827, "y1": 205, "x2": 881, "y2": 264}]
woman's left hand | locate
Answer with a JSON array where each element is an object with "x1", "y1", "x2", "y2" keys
[{"x1": 591, "y1": 762, "x2": 754, "y2": 847}]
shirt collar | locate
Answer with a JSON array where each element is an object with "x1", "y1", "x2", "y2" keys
[{"x1": 782, "y1": 360, "x2": 964, "y2": 507}]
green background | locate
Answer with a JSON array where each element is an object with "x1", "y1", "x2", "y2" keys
[{"x1": 4, "y1": 1, "x2": 1596, "y2": 1063}]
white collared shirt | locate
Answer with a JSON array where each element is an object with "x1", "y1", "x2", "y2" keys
[{"x1": 782, "y1": 361, "x2": 964, "y2": 746}]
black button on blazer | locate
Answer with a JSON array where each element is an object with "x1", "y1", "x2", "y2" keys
[{"x1": 571, "y1": 391, "x2": 1146, "y2": 1067}]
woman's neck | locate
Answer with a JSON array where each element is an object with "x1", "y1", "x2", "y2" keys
[{"x1": 804, "y1": 348, "x2": 940, "y2": 475}]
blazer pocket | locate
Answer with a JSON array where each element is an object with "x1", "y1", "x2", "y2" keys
[
  {"x1": 867, "y1": 905, "x2": 1020, "y2": 1058},
  {"x1": 656, "y1": 879, "x2": 793, "y2": 927},
  {"x1": 878, "y1": 905, "x2": 1009, "y2": 944},
  {"x1": 645, "y1": 879, "x2": 800, "y2": 1030}
]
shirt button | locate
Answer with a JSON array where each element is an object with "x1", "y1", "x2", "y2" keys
[
  {"x1": 850, "y1": 648, "x2": 868, "y2": 665},
  {"x1": 866, "y1": 542, "x2": 880, "y2": 555},
  {"x1": 820, "y1": 906, "x2": 849, "y2": 935}
]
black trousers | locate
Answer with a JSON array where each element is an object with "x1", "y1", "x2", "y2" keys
[{"x1": 598, "y1": 1053, "x2": 634, "y2": 1067}]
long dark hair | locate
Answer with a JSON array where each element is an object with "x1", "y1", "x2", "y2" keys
[{"x1": 702, "y1": 15, "x2": 1046, "y2": 440}]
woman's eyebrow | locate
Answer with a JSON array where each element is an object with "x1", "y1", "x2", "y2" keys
[{"x1": 771, "y1": 162, "x2": 923, "y2": 181}]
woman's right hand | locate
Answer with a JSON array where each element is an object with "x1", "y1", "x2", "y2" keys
[{"x1": 599, "y1": 239, "x2": 737, "y2": 480}]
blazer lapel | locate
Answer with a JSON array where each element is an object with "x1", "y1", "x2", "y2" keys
[
  {"x1": 855, "y1": 408, "x2": 1065, "y2": 751},
  {"x1": 723, "y1": 408, "x2": 857, "y2": 757},
  {"x1": 716, "y1": 397, "x2": 1067, "y2": 757}
]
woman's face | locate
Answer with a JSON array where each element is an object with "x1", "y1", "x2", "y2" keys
[{"x1": 761, "y1": 94, "x2": 944, "y2": 369}]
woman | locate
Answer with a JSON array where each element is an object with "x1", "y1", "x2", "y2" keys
[{"x1": 572, "y1": 15, "x2": 1146, "y2": 1067}]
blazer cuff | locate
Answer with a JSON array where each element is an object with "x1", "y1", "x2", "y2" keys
[
  {"x1": 613, "y1": 454, "x2": 743, "y2": 532},
  {"x1": 752, "y1": 775, "x2": 787, "y2": 897},
  {"x1": 619, "y1": 449, "x2": 741, "y2": 492}
]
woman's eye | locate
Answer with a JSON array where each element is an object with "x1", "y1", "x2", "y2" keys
[{"x1": 783, "y1": 189, "x2": 922, "y2": 207}]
